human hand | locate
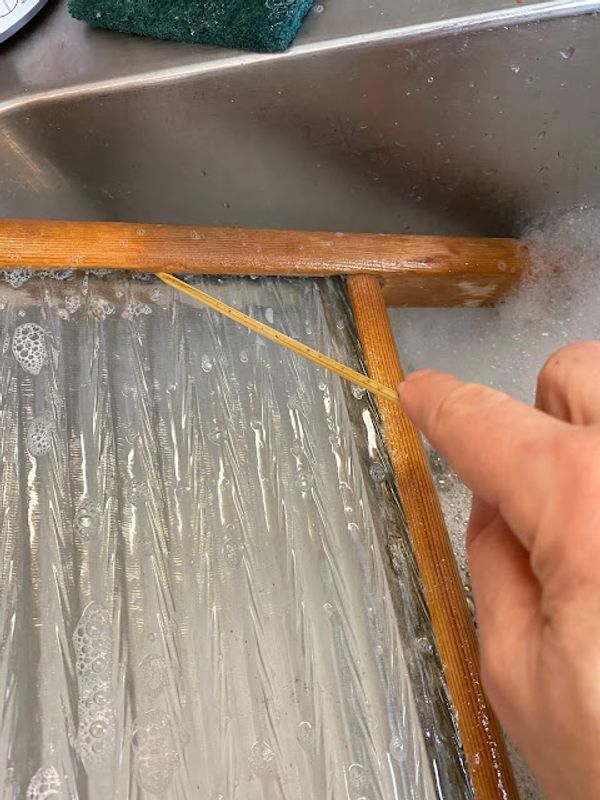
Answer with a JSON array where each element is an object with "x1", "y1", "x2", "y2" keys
[{"x1": 398, "y1": 342, "x2": 600, "y2": 800}]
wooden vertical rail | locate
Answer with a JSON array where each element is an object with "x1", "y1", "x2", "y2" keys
[{"x1": 347, "y1": 275, "x2": 519, "y2": 800}]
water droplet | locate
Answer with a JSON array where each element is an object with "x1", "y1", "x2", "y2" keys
[
  {"x1": 348, "y1": 763, "x2": 366, "y2": 791},
  {"x1": 328, "y1": 433, "x2": 342, "y2": 449},
  {"x1": 427, "y1": 76, "x2": 434, "y2": 84},
  {"x1": 92, "y1": 655, "x2": 109, "y2": 674},
  {"x1": 90, "y1": 719, "x2": 107, "y2": 738},
  {"x1": 465, "y1": 590, "x2": 476, "y2": 617},
  {"x1": 93, "y1": 688, "x2": 110, "y2": 706},
  {"x1": 369, "y1": 462, "x2": 387, "y2": 483},
  {"x1": 295, "y1": 472, "x2": 313, "y2": 492},
  {"x1": 390, "y1": 734, "x2": 405, "y2": 762},
  {"x1": 223, "y1": 534, "x2": 244, "y2": 567},
  {"x1": 509, "y1": 63, "x2": 521, "y2": 73},
  {"x1": 208, "y1": 428, "x2": 224, "y2": 444},
  {"x1": 351, "y1": 385, "x2": 366, "y2": 400},
  {"x1": 201, "y1": 355, "x2": 213, "y2": 373},
  {"x1": 248, "y1": 740, "x2": 276, "y2": 777},
  {"x1": 139, "y1": 653, "x2": 168, "y2": 696},
  {"x1": 239, "y1": 350, "x2": 249, "y2": 364},
  {"x1": 264, "y1": 307, "x2": 274, "y2": 324},
  {"x1": 297, "y1": 720, "x2": 314, "y2": 748},
  {"x1": 560, "y1": 46, "x2": 575, "y2": 60},
  {"x1": 416, "y1": 636, "x2": 434, "y2": 655},
  {"x1": 74, "y1": 498, "x2": 100, "y2": 541}
]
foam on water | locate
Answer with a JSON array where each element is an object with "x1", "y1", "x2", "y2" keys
[
  {"x1": 391, "y1": 207, "x2": 600, "y2": 800},
  {"x1": 12, "y1": 323, "x2": 48, "y2": 375},
  {"x1": 393, "y1": 208, "x2": 600, "y2": 400},
  {"x1": 392, "y1": 207, "x2": 600, "y2": 575},
  {"x1": 73, "y1": 602, "x2": 116, "y2": 771},
  {"x1": 27, "y1": 417, "x2": 52, "y2": 458}
]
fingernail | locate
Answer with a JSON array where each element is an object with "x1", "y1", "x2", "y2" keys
[{"x1": 399, "y1": 370, "x2": 431, "y2": 405}]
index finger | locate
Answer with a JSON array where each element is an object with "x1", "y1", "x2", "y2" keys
[{"x1": 398, "y1": 370, "x2": 566, "y2": 551}]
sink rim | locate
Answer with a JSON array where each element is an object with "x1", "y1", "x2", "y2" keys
[{"x1": 1, "y1": 0, "x2": 597, "y2": 117}]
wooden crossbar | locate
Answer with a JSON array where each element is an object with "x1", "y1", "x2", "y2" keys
[{"x1": 0, "y1": 218, "x2": 525, "y2": 307}]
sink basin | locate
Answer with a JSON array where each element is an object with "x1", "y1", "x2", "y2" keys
[
  {"x1": 2, "y1": 3, "x2": 600, "y2": 798},
  {"x1": 1, "y1": 0, "x2": 599, "y2": 235}
]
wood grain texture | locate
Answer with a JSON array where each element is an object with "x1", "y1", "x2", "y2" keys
[
  {"x1": 0, "y1": 219, "x2": 524, "y2": 307},
  {"x1": 347, "y1": 274, "x2": 520, "y2": 800}
]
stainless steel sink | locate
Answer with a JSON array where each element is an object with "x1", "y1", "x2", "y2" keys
[
  {"x1": 1, "y1": 0, "x2": 599, "y2": 236},
  {"x1": 1, "y1": 3, "x2": 600, "y2": 798}
]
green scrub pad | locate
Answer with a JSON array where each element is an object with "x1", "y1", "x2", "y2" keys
[{"x1": 68, "y1": 0, "x2": 316, "y2": 52}]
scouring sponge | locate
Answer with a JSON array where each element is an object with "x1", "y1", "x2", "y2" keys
[{"x1": 68, "y1": 0, "x2": 316, "y2": 52}]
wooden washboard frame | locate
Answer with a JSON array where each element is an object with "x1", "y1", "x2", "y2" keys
[{"x1": 0, "y1": 218, "x2": 526, "y2": 799}]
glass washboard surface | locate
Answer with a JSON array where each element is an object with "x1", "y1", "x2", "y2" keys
[{"x1": 0, "y1": 272, "x2": 473, "y2": 799}]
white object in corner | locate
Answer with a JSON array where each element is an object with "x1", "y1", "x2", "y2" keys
[{"x1": 0, "y1": 0, "x2": 48, "y2": 43}]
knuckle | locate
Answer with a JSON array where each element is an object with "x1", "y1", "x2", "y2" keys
[
  {"x1": 539, "y1": 430, "x2": 600, "y2": 533},
  {"x1": 529, "y1": 430, "x2": 600, "y2": 585},
  {"x1": 567, "y1": 430, "x2": 600, "y2": 488},
  {"x1": 539, "y1": 341, "x2": 600, "y2": 388},
  {"x1": 512, "y1": 428, "x2": 550, "y2": 463}
]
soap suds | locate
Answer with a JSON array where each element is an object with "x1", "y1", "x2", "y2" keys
[
  {"x1": 392, "y1": 207, "x2": 600, "y2": 399},
  {"x1": 392, "y1": 207, "x2": 600, "y2": 800},
  {"x1": 392, "y1": 206, "x2": 600, "y2": 571}
]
